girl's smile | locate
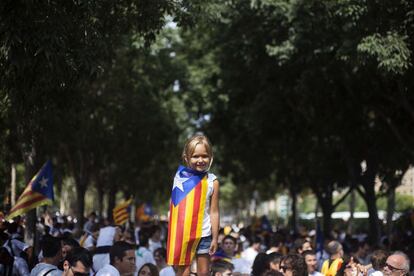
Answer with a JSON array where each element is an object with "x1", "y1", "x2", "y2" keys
[{"x1": 189, "y1": 144, "x2": 211, "y2": 172}]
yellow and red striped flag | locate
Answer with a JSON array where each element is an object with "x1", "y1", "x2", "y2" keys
[
  {"x1": 167, "y1": 166, "x2": 208, "y2": 265},
  {"x1": 113, "y1": 198, "x2": 132, "y2": 225},
  {"x1": 7, "y1": 161, "x2": 54, "y2": 220}
]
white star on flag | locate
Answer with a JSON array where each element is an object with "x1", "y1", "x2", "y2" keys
[
  {"x1": 39, "y1": 177, "x2": 48, "y2": 188},
  {"x1": 173, "y1": 174, "x2": 185, "y2": 192}
]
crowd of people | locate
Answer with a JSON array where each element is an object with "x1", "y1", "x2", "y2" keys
[{"x1": 0, "y1": 212, "x2": 413, "y2": 276}]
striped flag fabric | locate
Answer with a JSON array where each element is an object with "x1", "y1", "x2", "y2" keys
[
  {"x1": 6, "y1": 161, "x2": 54, "y2": 220},
  {"x1": 113, "y1": 198, "x2": 132, "y2": 225},
  {"x1": 167, "y1": 166, "x2": 208, "y2": 265}
]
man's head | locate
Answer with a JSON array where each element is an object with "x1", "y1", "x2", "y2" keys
[
  {"x1": 221, "y1": 235, "x2": 237, "y2": 257},
  {"x1": 250, "y1": 235, "x2": 262, "y2": 251},
  {"x1": 41, "y1": 236, "x2": 62, "y2": 265},
  {"x1": 371, "y1": 249, "x2": 389, "y2": 271},
  {"x1": 61, "y1": 238, "x2": 80, "y2": 259},
  {"x1": 154, "y1": 247, "x2": 167, "y2": 266},
  {"x1": 211, "y1": 260, "x2": 234, "y2": 276},
  {"x1": 110, "y1": 241, "x2": 136, "y2": 275},
  {"x1": 280, "y1": 254, "x2": 307, "y2": 276},
  {"x1": 293, "y1": 239, "x2": 312, "y2": 254},
  {"x1": 63, "y1": 247, "x2": 92, "y2": 276},
  {"x1": 302, "y1": 250, "x2": 317, "y2": 274},
  {"x1": 326, "y1": 241, "x2": 343, "y2": 259},
  {"x1": 383, "y1": 252, "x2": 410, "y2": 276},
  {"x1": 356, "y1": 241, "x2": 370, "y2": 259}
]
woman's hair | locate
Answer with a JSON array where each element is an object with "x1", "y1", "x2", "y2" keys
[
  {"x1": 139, "y1": 263, "x2": 159, "y2": 276},
  {"x1": 182, "y1": 134, "x2": 213, "y2": 165}
]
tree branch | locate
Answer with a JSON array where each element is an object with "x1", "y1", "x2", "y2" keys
[{"x1": 333, "y1": 187, "x2": 353, "y2": 209}]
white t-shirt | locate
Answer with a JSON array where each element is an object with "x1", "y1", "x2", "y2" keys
[
  {"x1": 148, "y1": 239, "x2": 162, "y2": 253},
  {"x1": 30, "y1": 263, "x2": 62, "y2": 276},
  {"x1": 241, "y1": 247, "x2": 258, "y2": 267},
  {"x1": 232, "y1": 257, "x2": 252, "y2": 274},
  {"x1": 96, "y1": 226, "x2": 116, "y2": 247},
  {"x1": 310, "y1": 271, "x2": 323, "y2": 276},
  {"x1": 134, "y1": 247, "x2": 156, "y2": 276},
  {"x1": 201, "y1": 173, "x2": 216, "y2": 237},
  {"x1": 160, "y1": 266, "x2": 175, "y2": 276},
  {"x1": 96, "y1": 264, "x2": 120, "y2": 276}
]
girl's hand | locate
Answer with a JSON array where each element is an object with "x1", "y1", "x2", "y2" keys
[{"x1": 209, "y1": 239, "x2": 218, "y2": 255}]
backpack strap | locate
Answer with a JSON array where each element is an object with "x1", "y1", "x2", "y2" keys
[{"x1": 43, "y1": 268, "x2": 57, "y2": 275}]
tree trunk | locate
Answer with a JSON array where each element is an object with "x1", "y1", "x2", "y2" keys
[
  {"x1": 360, "y1": 165, "x2": 380, "y2": 244},
  {"x1": 97, "y1": 183, "x2": 104, "y2": 217},
  {"x1": 290, "y1": 187, "x2": 298, "y2": 234},
  {"x1": 107, "y1": 184, "x2": 116, "y2": 221},
  {"x1": 11, "y1": 163, "x2": 16, "y2": 206},
  {"x1": 75, "y1": 178, "x2": 87, "y2": 229},
  {"x1": 386, "y1": 185, "x2": 396, "y2": 236},
  {"x1": 347, "y1": 190, "x2": 355, "y2": 234},
  {"x1": 23, "y1": 148, "x2": 38, "y2": 247}
]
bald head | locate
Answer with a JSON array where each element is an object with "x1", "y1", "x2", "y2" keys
[{"x1": 383, "y1": 252, "x2": 410, "y2": 276}]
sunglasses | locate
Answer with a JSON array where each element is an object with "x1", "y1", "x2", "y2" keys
[
  {"x1": 385, "y1": 263, "x2": 405, "y2": 272},
  {"x1": 280, "y1": 265, "x2": 291, "y2": 273},
  {"x1": 70, "y1": 267, "x2": 90, "y2": 276}
]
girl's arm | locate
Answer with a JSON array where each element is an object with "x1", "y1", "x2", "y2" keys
[{"x1": 209, "y1": 179, "x2": 220, "y2": 255}]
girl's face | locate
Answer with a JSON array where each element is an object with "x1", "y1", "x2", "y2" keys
[
  {"x1": 139, "y1": 265, "x2": 152, "y2": 276},
  {"x1": 188, "y1": 144, "x2": 211, "y2": 172}
]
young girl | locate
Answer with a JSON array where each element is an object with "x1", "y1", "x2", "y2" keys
[{"x1": 167, "y1": 134, "x2": 220, "y2": 276}]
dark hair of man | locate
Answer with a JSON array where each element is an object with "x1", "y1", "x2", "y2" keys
[
  {"x1": 41, "y1": 236, "x2": 62, "y2": 258},
  {"x1": 139, "y1": 263, "x2": 159, "y2": 276},
  {"x1": 251, "y1": 235, "x2": 262, "y2": 245},
  {"x1": 252, "y1": 253, "x2": 270, "y2": 276},
  {"x1": 65, "y1": 247, "x2": 93, "y2": 268},
  {"x1": 281, "y1": 254, "x2": 307, "y2": 276},
  {"x1": 154, "y1": 247, "x2": 167, "y2": 260},
  {"x1": 211, "y1": 260, "x2": 234, "y2": 276},
  {"x1": 139, "y1": 229, "x2": 151, "y2": 247},
  {"x1": 293, "y1": 239, "x2": 306, "y2": 253},
  {"x1": 62, "y1": 238, "x2": 80, "y2": 248},
  {"x1": 370, "y1": 250, "x2": 389, "y2": 271},
  {"x1": 110, "y1": 241, "x2": 135, "y2": 265},
  {"x1": 262, "y1": 269, "x2": 284, "y2": 276},
  {"x1": 302, "y1": 250, "x2": 316, "y2": 259},
  {"x1": 270, "y1": 233, "x2": 284, "y2": 247},
  {"x1": 268, "y1": 252, "x2": 282, "y2": 265},
  {"x1": 222, "y1": 235, "x2": 237, "y2": 244}
]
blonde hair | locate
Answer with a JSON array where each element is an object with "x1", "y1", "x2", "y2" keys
[{"x1": 182, "y1": 134, "x2": 213, "y2": 166}]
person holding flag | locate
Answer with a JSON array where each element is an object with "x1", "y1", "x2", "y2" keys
[{"x1": 167, "y1": 134, "x2": 220, "y2": 276}]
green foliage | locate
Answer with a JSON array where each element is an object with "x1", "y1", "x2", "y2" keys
[{"x1": 358, "y1": 32, "x2": 411, "y2": 74}]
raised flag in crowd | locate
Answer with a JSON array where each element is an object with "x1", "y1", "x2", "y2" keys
[
  {"x1": 6, "y1": 160, "x2": 54, "y2": 220},
  {"x1": 112, "y1": 198, "x2": 133, "y2": 225}
]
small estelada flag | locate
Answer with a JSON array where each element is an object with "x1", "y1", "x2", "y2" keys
[
  {"x1": 166, "y1": 166, "x2": 208, "y2": 265},
  {"x1": 113, "y1": 198, "x2": 132, "y2": 225},
  {"x1": 7, "y1": 161, "x2": 54, "y2": 220}
]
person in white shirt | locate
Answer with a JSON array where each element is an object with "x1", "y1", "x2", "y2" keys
[
  {"x1": 241, "y1": 236, "x2": 262, "y2": 268},
  {"x1": 135, "y1": 230, "x2": 155, "y2": 276},
  {"x1": 154, "y1": 248, "x2": 175, "y2": 276},
  {"x1": 220, "y1": 235, "x2": 251, "y2": 276},
  {"x1": 96, "y1": 241, "x2": 136, "y2": 276},
  {"x1": 93, "y1": 225, "x2": 122, "y2": 272},
  {"x1": 148, "y1": 225, "x2": 162, "y2": 254},
  {"x1": 303, "y1": 251, "x2": 323, "y2": 276},
  {"x1": 30, "y1": 236, "x2": 62, "y2": 276}
]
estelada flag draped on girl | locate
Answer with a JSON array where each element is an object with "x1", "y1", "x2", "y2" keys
[{"x1": 167, "y1": 166, "x2": 208, "y2": 265}]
